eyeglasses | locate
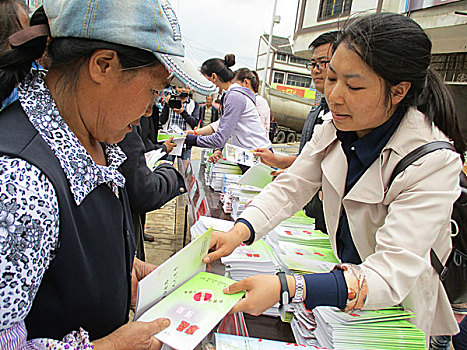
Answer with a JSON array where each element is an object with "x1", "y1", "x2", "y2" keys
[{"x1": 306, "y1": 60, "x2": 330, "y2": 71}]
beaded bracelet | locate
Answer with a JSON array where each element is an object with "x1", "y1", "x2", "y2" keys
[{"x1": 333, "y1": 264, "x2": 368, "y2": 311}]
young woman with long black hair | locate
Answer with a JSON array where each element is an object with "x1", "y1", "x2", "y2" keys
[{"x1": 204, "y1": 12, "x2": 465, "y2": 345}]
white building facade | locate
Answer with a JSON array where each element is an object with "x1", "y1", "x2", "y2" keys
[
  {"x1": 256, "y1": 34, "x2": 318, "y2": 102},
  {"x1": 255, "y1": 34, "x2": 322, "y2": 132}
]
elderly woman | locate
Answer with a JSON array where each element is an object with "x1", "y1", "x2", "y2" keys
[
  {"x1": 0, "y1": 0, "x2": 189, "y2": 348},
  {"x1": 204, "y1": 12, "x2": 465, "y2": 344}
]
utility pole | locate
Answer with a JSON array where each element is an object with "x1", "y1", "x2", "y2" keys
[{"x1": 261, "y1": 0, "x2": 280, "y2": 97}]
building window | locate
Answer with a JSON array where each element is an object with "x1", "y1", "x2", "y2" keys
[
  {"x1": 318, "y1": 0, "x2": 352, "y2": 21},
  {"x1": 286, "y1": 73, "x2": 312, "y2": 88},
  {"x1": 432, "y1": 53, "x2": 467, "y2": 83},
  {"x1": 289, "y1": 56, "x2": 310, "y2": 66},
  {"x1": 276, "y1": 53, "x2": 287, "y2": 62},
  {"x1": 273, "y1": 72, "x2": 285, "y2": 84},
  {"x1": 27, "y1": 0, "x2": 43, "y2": 9}
]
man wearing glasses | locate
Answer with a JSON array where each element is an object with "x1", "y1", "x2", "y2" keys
[
  {"x1": 254, "y1": 31, "x2": 338, "y2": 232},
  {"x1": 302, "y1": 31, "x2": 337, "y2": 152}
]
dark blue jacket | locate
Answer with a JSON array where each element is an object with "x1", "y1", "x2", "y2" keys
[{"x1": 0, "y1": 101, "x2": 135, "y2": 340}]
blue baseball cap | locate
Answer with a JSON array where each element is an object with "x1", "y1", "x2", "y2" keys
[{"x1": 43, "y1": 0, "x2": 216, "y2": 95}]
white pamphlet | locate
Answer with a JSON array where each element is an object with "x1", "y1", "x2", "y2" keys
[{"x1": 134, "y1": 229, "x2": 212, "y2": 320}]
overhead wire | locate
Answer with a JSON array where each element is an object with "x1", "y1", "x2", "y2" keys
[{"x1": 183, "y1": 36, "x2": 255, "y2": 69}]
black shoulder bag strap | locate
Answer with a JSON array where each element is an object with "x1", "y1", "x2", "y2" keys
[{"x1": 389, "y1": 141, "x2": 458, "y2": 280}]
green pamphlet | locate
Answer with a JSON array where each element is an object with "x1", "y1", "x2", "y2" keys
[{"x1": 138, "y1": 272, "x2": 244, "y2": 350}]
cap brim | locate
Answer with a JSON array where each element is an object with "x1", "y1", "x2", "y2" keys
[{"x1": 155, "y1": 53, "x2": 216, "y2": 96}]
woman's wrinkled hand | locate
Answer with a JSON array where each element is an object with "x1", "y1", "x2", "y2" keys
[
  {"x1": 163, "y1": 136, "x2": 176, "y2": 154},
  {"x1": 131, "y1": 258, "x2": 158, "y2": 310},
  {"x1": 93, "y1": 318, "x2": 170, "y2": 350}
]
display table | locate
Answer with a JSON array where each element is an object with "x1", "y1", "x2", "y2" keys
[{"x1": 178, "y1": 158, "x2": 295, "y2": 343}]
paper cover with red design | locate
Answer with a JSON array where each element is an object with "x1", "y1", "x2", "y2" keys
[{"x1": 138, "y1": 272, "x2": 244, "y2": 350}]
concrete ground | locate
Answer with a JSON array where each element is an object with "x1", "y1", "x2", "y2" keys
[{"x1": 142, "y1": 147, "x2": 201, "y2": 265}]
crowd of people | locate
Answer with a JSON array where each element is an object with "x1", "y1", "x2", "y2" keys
[{"x1": 0, "y1": 0, "x2": 465, "y2": 349}]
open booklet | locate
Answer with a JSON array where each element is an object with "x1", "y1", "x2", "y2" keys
[
  {"x1": 134, "y1": 229, "x2": 244, "y2": 350},
  {"x1": 223, "y1": 144, "x2": 260, "y2": 167},
  {"x1": 157, "y1": 132, "x2": 186, "y2": 157},
  {"x1": 145, "y1": 148, "x2": 167, "y2": 171}
]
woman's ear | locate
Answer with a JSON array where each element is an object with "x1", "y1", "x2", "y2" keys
[
  {"x1": 88, "y1": 49, "x2": 119, "y2": 84},
  {"x1": 391, "y1": 81, "x2": 411, "y2": 105}
]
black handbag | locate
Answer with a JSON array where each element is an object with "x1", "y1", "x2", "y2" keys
[{"x1": 389, "y1": 141, "x2": 467, "y2": 304}]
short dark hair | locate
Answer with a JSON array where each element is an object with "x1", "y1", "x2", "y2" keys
[{"x1": 308, "y1": 31, "x2": 338, "y2": 51}]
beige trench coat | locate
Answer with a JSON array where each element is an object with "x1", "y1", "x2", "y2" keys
[{"x1": 241, "y1": 107, "x2": 462, "y2": 338}]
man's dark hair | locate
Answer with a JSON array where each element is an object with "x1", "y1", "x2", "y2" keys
[{"x1": 308, "y1": 31, "x2": 339, "y2": 51}]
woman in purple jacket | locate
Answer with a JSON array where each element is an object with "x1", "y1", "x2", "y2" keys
[{"x1": 184, "y1": 54, "x2": 271, "y2": 154}]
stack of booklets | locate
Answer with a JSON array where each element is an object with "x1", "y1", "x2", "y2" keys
[
  {"x1": 291, "y1": 302, "x2": 320, "y2": 347},
  {"x1": 204, "y1": 158, "x2": 214, "y2": 183},
  {"x1": 313, "y1": 306, "x2": 427, "y2": 350},
  {"x1": 263, "y1": 211, "x2": 338, "y2": 274},
  {"x1": 221, "y1": 239, "x2": 290, "y2": 317},
  {"x1": 276, "y1": 226, "x2": 332, "y2": 249},
  {"x1": 222, "y1": 174, "x2": 242, "y2": 192},
  {"x1": 221, "y1": 192, "x2": 233, "y2": 214},
  {"x1": 226, "y1": 184, "x2": 261, "y2": 219},
  {"x1": 278, "y1": 241, "x2": 339, "y2": 274},
  {"x1": 190, "y1": 216, "x2": 234, "y2": 240},
  {"x1": 280, "y1": 210, "x2": 316, "y2": 229},
  {"x1": 231, "y1": 197, "x2": 247, "y2": 220},
  {"x1": 221, "y1": 239, "x2": 280, "y2": 281},
  {"x1": 134, "y1": 229, "x2": 245, "y2": 350},
  {"x1": 215, "y1": 333, "x2": 329, "y2": 349},
  {"x1": 207, "y1": 161, "x2": 242, "y2": 192},
  {"x1": 200, "y1": 148, "x2": 212, "y2": 164}
]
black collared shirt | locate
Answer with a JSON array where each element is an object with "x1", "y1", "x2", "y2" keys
[
  {"x1": 335, "y1": 107, "x2": 405, "y2": 264},
  {"x1": 299, "y1": 97, "x2": 329, "y2": 153}
]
